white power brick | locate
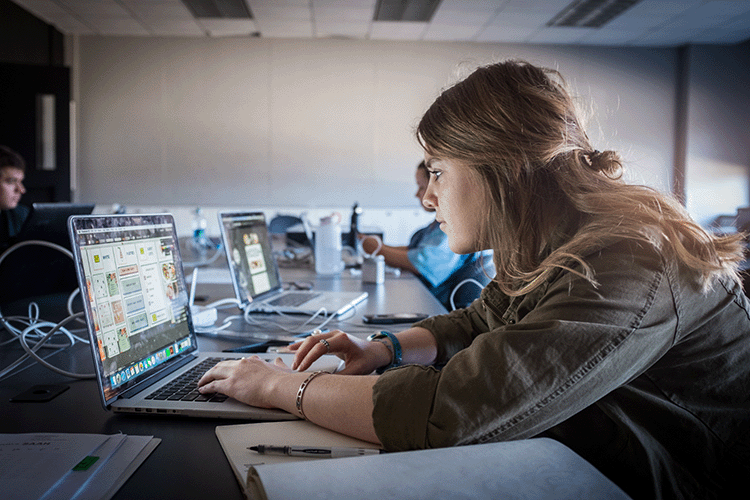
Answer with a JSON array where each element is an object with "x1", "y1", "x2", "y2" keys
[{"x1": 190, "y1": 305, "x2": 218, "y2": 327}]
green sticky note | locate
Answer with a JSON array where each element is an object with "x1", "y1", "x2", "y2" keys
[{"x1": 73, "y1": 455, "x2": 99, "y2": 471}]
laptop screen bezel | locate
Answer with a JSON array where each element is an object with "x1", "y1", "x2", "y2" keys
[
  {"x1": 68, "y1": 213, "x2": 199, "y2": 408},
  {"x1": 218, "y1": 211, "x2": 285, "y2": 307}
]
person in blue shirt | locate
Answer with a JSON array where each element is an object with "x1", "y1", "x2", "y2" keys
[
  {"x1": 360, "y1": 161, "x2": 493, "y2": 310},
  {"x1": 0, "y1": 145, "x2": 29, "y2": 249}
]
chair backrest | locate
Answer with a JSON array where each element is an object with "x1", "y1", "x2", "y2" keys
[
  {"x1": 445, "y1": 251, "x2": 495, "y2": 310},
  {"x1": 0, "y1": 242, "x2": 78, "y2": 303},
  {"x1": 268, "y1": 215, "x2": 303, "y2": 234}
]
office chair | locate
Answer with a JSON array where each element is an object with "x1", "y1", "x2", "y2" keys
[
  {"x1": 268, "y1": 215, "x2": 303, "y2": 234},
  {"x1": 444, "y1": 253, "x2": 495, "y2": 310},
  {"x1": 268, "y1": 214, "x2": 312, "y2": 248}
]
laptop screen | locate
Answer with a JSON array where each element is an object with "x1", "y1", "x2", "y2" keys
[
  {"x1": 219, "y1": 212, "x2": 282, "y2": 306},
  {"x1": 16, "y1": 202, "x2": 95, "y2": 249},
  {"x1": 68, "y1": 214, "x2": 196, "y2": 404}
]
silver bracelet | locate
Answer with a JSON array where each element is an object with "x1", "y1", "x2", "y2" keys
[{"x1": 295, "y1": 370, "x2": 325, "y2": 419}]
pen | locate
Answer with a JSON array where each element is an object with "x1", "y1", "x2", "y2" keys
[{"x1": 249, "y1": 445, "x2": 385, "y2": 458}]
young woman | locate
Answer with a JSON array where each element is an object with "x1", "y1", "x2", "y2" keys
[{"x1": 199, "y1": 60, "x2": 750, "y2": 499}]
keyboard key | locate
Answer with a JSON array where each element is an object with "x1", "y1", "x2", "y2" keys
[{"x1": 144, "y1": 357, "x2": 229, "y2": 402}]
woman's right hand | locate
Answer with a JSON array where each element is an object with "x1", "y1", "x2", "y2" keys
[{"x1": 287, "y1": 330, "x2": 392, "y2": 375}]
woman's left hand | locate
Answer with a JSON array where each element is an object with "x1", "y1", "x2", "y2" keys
[{"x1": 197, "y1": 356, "x2": 292, "y2": 408}]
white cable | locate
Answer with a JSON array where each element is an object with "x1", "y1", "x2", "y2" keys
[
  {"x1": 183, "y1": 243, "x2": 224, "y2": 268},
  {"x1": 238, "y1": 302, "x2": 350, "y2": 335},
  {"x1": 0, "y1": 311, "x2": 95, "y2": 381},
  {"x1": 448, "y1": 278, "x2": 485, "y2": 311},
  {"x1": 0, "y1": 239, "x2": 94, "y2": 379},
  {"x1": 0, "y1": 239, "x2": 73, "y2": 265},
  {"x1": 204, "y1": 297, "x2": 242, "y2": 310},
  {"x1": 360, "y1": 234, "x2": 383, "y2": 258}
]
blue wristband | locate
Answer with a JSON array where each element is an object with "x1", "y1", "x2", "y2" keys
[{"x1": 367, "y1": 330, "x2": 402, "y2": 368}]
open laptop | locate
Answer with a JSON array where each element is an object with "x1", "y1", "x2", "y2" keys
[
  {"x1": 15, "y1": 202, "x2": 95, "y2": 248},
  {"x1": 68, "y1": 213, "x2": 339, "y2": 419},
  {"x1": 218, "y1": 211, "x2": 368, "y2": 316}
]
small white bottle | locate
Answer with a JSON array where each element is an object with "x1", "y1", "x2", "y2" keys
[
  {"x1": 361, "y1": 254, "x2": 385, "y2": 284},
  {"x1": 315, "y1": 215, "x2": 344, "y2": 274}
]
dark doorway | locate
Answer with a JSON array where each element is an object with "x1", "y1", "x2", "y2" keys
[{"x1": 0, "y1": 62, "x2": 71, "y2": 203}]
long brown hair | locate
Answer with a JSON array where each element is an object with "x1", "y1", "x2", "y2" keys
[{"x1": 417, "y1": 60, "x2": 744, "y2": 295}]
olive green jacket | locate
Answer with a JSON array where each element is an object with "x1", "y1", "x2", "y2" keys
[{"x1": 372, "y1": 239, "x2": 750, "y2": 499}]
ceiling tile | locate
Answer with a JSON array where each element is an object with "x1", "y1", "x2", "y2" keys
[
  {"x1": 251, "y1": 0, "x2": 311, "y2": 8},
  {"x1": 253, "y1": 5, "x2": 311, "y2": 21},
  {"x1": 12, "y1": 0, "x2": 70, "y2": 17},
  {"x1": 121, "y1": 1, "x2": 195, "y2": 21},
  {"x1": 7, "y1": 0, "x2": 750, "y2": 46},
  {"x1": 88, "y1": 17, "x2": 151, "y2": 35},
  {"x1": 474, "y1": 24, "x2": 538, "y2": 43},
  {"x1": 314, "y1": 21, "x2": 370, "y2": 39},
  {"x1": 256, "y1": 19, "x2": 314, "y2": 37},
  {"x1": 423, "y1": 24, "x2": 483, "y2": 41},
  {"x1": 57, "y1": 0, "x2": 130, "y2": 17},
  {"x1": 51, "y1": 14, "x2": 97, "y2": 35},
  {"x1": 312, "y1": 0, "x2": 376, "y2": 8},
  {"x1": 527, "y1": 26, "x2": 592, "y2": 44},
  {"x1": 369, "y1": 21, "x2": 428, "y2": 40},
  {"x1": 431, "y1": 5, "x2": 498, "y2": 26},
  {"x1": 313, "y1": 7, "x2": 372, "y2": 23},
  {"x1": 144, "y1": 18, "x2": 205, "y2": 36},
  {"x1": 199, "y1": 18, "x2": 258, "y2": 36}
]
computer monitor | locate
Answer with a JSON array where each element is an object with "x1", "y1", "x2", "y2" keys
[{"x1": 14, "y1": 202, "x2": 95, "y2": 249}]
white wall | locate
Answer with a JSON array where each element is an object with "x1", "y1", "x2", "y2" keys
[
  {"x1": 73, "y1": 37, "x2": 750, "y2": 238},
  {"x1": 685, "y1": 43, "x2": 750, "y2": 227},
  {"x1": 73, "y1": 37, "x2": 678, "y2": 241}
]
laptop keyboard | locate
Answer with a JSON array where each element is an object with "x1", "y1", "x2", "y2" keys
[
  {"x1": 268, "y1": 291, "x2": 321, "y2": 307},
  {"x1": 144, "y1": 357, "x2": 229, "y2": 403}
]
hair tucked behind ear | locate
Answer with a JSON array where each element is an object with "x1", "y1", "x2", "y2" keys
[{"x1": 417, "y1": 60, "x2": 744, "y2": 296}]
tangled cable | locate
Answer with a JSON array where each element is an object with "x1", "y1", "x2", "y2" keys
[{"x1": 0, "y1": 240, "x2": 95, "y2": 381}]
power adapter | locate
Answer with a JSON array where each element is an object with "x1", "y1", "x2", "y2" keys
[{"x1": 190, "y1": 305, "x2": 218, "y2": 328}]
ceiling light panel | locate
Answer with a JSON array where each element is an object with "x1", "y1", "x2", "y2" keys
[
  {"x1": 548, "y1": 0, "x2": 641, "y2": 28},
  {"x1": 374, "y1": 0, "x2": 441, "y2": 22},
  {"x1": 182, "y1": 0, "x2": 252, "y2": 19}
]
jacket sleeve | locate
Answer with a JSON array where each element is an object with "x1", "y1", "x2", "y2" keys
[
  {"x1": 411, "y1": 296, "x2": 495, "y2": 364},
  {"x1": 372, "y1": 241, "x2": 679, "y2": 450}
]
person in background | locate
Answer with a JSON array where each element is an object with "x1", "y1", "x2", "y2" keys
[
  {"x1": 0, "y1": 145, "x2": 29, "y2": 248},
  {"x1": 360, "y1": 161, "x2": 493, "y2": 310},
  {"x1": 200, "y1": 60, "x2": 750, "y2": 499}
]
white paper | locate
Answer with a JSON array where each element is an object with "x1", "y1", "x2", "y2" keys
[
  {"x1": 214, "y1": 423, "x2": 632, "y2": 500},
  {"x1": 0, "y1": 433, "x2": 110, "y2": 500},
  {"x1": 0, "y1": 433, "x2": 159, "y2": 500},
  {"x1": 41, "y1": 434, "x2": 128, "y2": 500},
  {"x1": 251, "y1": 439, "x2": 633, "y2": 500},
  {"x1": 215, "y1": 420, "x2": 378, "y2": 489}
]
